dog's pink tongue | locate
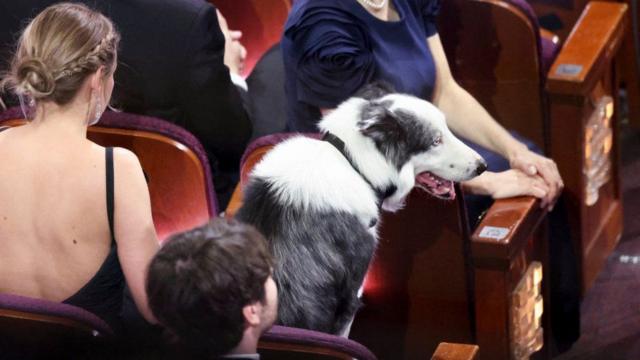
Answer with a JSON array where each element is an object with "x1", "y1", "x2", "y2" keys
[{"x1": 415, "y1": 172, "x2": 456, "y2": 200}]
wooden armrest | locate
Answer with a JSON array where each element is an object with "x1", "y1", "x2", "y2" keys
[
  {"x1": 471, "y1": 196, "x2": 546, "y2": 266},
  {"x1": 547, "y1": 1, "x2": 628, "y2": 95},
  {"x1": 431, "y1": 342, "x2": 479, "y2": 360}
]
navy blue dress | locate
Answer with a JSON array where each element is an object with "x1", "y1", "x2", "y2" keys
[
  {"x1": 283, "y1": 0, "x2": 440, "y2": 132},
  {"x1": 282, "y1": 0, "x2": 579, "y2": 349}
]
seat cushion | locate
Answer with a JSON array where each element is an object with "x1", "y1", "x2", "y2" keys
[
  {"x1": 262, "y1": 325, "x2": 377, "y2": 360},
  {"x1": 0, "y1": 292, "x2": 113, "y2": 336}
]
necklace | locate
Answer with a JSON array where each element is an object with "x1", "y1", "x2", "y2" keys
[{"x1": 359, "y1": 0, "x2": 387, "y2": 11}]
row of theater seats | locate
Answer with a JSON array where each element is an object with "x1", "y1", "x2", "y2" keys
[
  {"x1": 0, "y1": 0, "x2": 630, "y2": 358},
  {"x1": 0, "y1": 110, "x2": 479, "y2": 360}
]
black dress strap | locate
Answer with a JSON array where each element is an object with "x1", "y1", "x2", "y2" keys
[
  {"x1": 62, "y1": 147, "x2": 124, "y2": 327},
  {"x1": 105, "y1": 147, "x2": 115, "y2": 241}
]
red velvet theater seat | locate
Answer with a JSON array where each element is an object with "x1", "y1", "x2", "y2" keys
[{"x1": 210, "y1": 0, "x2": 291, "y2": 76}]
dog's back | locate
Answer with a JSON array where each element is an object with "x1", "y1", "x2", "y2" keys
[{"x1": 236, "y1": 136, "x2": 379, "y2": 334}]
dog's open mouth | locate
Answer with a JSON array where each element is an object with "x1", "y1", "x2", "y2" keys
[{"x1": 415, "y1": 172, "x2": 456, "y2": 200}]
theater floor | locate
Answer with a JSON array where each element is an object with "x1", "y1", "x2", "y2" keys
[{"x1": 556, "y1": 125, "x2": 640, "y2": 359}]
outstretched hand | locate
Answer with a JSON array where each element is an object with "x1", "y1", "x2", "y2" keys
[
  {"x1": 509, "y1": 147, "x2": 563, "y2": 210},
  {"x1": 217, "y1": 10, "x2": 247, "y2": 75}
]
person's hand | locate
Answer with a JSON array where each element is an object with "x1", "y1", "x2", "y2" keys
[
  {"x1": 462, "y1": 169, "x2": 552, "y2": 205},
  {"x1": 217, "y1": 10, "x2": 247, "y2": 75},
  {"x1": 508, "y1": 146, "x2": 563, "y2": 210}
]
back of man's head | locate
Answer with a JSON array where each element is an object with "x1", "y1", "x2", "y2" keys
[{"x1": 146, "y1": 218, "x2": 275, "y2": 356}]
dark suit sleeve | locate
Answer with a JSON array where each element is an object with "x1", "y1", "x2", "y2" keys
[{"x1": 178, "y1": 2, "x2": 252, "y2": 171}]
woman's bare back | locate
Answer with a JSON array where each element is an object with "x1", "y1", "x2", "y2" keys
[{"x1": 0, "y1": 125, "x2": 113, "y2": 302}]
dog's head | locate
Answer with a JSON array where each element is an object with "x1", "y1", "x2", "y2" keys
[{"x1": 321, "y1": 82, "x2": 486, "y2": 203}]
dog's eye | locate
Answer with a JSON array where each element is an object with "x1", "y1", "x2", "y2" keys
[{"x1": 432, "y1": 135, "x2": 442, "y2": 146}]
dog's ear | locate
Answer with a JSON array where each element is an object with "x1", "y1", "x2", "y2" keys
[
  {"x1": 357, "y1": 100, "x2": 406, "y2": 146},
  {"x1": 354, "y1": 81, "x2": 396, "y2": 101}
]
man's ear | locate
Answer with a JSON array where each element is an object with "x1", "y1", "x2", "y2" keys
[{"x1": 242, "y1": 302, "x2": 261, "y2": 327}]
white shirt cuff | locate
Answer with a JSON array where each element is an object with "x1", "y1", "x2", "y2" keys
[{"x1": 230, "y1": 72, "x2": 248, "y2": 92}]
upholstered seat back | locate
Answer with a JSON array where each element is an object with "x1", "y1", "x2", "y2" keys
[
  {"x1": 211, "y1": 0, "x2": 291, "y2": 76},
  {"x1": 0, "y1": 292, "x2": 111, "y2": 357}
]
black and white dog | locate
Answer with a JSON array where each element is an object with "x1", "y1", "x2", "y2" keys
[{"x1": 236, "y1": 85, "x2": 486, "y2": 334}]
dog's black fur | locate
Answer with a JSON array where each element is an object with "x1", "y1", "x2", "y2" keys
[
  {"x1": 354, "y1": 82, "x2": 440, "y2": 170},
  {"x1": 237, "y1": 178, "x2": 375, "y2": 334}
]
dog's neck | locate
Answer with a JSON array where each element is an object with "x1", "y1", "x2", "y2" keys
[{"x1": 322, "y1": 132, "x2": 397, "y2": 206}]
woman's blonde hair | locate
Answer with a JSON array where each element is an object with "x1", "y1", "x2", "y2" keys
[{"x1": 0, "y1": 3, "x2": 120, "y2": 106}]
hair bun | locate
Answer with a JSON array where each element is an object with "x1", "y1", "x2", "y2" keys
[{"x1": 15, "y1": 57, "x2": 55, "y2": 99}]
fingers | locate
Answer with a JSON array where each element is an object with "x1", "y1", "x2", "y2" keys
[
  {"x1": 529, "y1": 185, "x2": 548, "y2": 200},
  {"x1": 526, "y1": 175, "x2": 549, "y2": 204},
  {"x1": 513, "y1": 150, "x2": 563, "y2": 210},
  {"x1": 216, "y1": 10, "x2": 229, "y2": 33},
  {"x1": 526, "y1": 164, "x2": 537, "y2": 176},
  {"x1": 239, "y1": 43, "x2": 247, "y2": 61},
  {"x1": 229, "y1": 30, "x2": 243, "y2": 41},
  {"x1": 230, "y1": 42, "x2": 247, "y2": 74},
  {"x1": 535, "y1": 158, "x2": 563, "y2": 208},
  {"x1": 512, "y1": 157, "x2": 537, "y2": 176},
  {"x1": 547, "y1": 160, "x2": 563, "y2": 211},
  {"x1": 524, "y1": 181, "x2": 547, "y2": 199}
]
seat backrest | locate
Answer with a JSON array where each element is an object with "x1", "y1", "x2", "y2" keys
[
  {"x1": 0, "y1": 108, "x2": 217, "y2": 242},
  {"x1": 212, "y1": 0, "x2": 291, "y2": 76},
  {"x1": 238, "y1": 132, "x2": 320, "y2": 184},
  {"x1": 224, "y1": 133, "x2": 320, "y2": 217},
  {"x1": 0, "y1": 292, "x2": 111, "y2": 357},
  {"x1": 0, "y1": 292, "x2": 112, "y2": 335},
  {"x1": 439, "y1": 0, "x2": 547, "y2": 149},
  {"x1": 260, "y1": 325, "x2": 377, "y2": 360}
]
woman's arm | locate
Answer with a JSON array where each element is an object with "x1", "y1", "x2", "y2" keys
[
  {"x1": 427, "y1": 34, "x2": 563, "y2": 208},
  {"x1": 429, "y1": 34, "x2": 526, "y2": 160},
  {"x1": 113, "y1": 148, "x2": 159, "y2": 323}
]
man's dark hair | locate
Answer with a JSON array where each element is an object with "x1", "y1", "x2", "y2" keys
[{"x1": 146, "y1": 218, "x2": 274, "y2": 356}]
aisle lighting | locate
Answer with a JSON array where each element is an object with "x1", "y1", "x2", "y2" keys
[
  {"x1": 510, "y1": 261, "x2": 543, "y2": 360},
  {"x1": 584, "y1": 96, "x2": 614, "y2": 206}
]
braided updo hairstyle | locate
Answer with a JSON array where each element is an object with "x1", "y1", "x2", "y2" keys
[{"x1": 0, "y1": 3, "x2": 119, "y2": 106}]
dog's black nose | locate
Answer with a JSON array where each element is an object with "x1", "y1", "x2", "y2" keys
[{"x1": 475, "y1": 160, "x2": 487, "y2": 176}]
